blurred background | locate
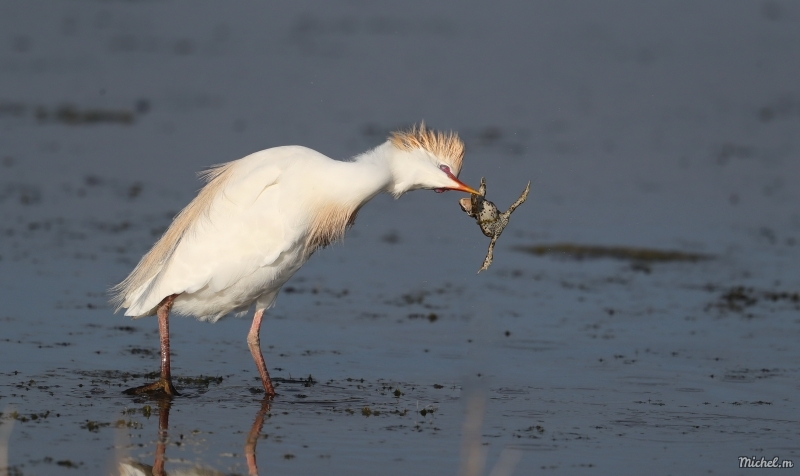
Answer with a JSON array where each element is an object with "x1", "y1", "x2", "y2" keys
[
  {"x1": 2, "y1": 1, "x2": 799, "y2": 247},
  {"x1": 1, "y1": 1, "x2": 799, "y2": 475}
]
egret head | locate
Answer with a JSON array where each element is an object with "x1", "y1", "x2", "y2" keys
[{"x1": 387, "y1": 123, "x2": 478, "y2": 196}]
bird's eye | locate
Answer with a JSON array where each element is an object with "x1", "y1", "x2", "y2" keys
[{"x1": 439, "y1": 164, "x2": 451, "y2": 174}]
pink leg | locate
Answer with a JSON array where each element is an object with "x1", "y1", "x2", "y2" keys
[
  {"x1": 247, "y1": 309, "x2": 275, "y2": 397},
  {"x1": 125, "y1": 294, "x2": 179, "y2": 396},
  {"x1": 157, "y1": 297, "x2": 175, "y2": 386},
  {"x1": 245, "y1": 399, "x2": 272, "y2": 475}
]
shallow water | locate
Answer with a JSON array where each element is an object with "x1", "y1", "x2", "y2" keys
[{"x1": 2, "y1": 1, "x2": 800, "y2": 475}]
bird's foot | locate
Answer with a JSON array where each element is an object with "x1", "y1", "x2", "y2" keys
[
  {"x1": 248, "y1": 386, "x2": 277, "y2": 399},
  {"x1": 124, "y1": 378, "x2": 180, "y2": 397}
]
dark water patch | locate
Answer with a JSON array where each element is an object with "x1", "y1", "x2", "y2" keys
[
  {"x1": 300, "y1": 349, "x2": 342, "y2": 356},
  {"x1": 386, "y1": 284, "x2": 463, "y2": 308},
  {"x1": 392, "y1": 290, "x2": 429, "y2": 306},
  {"x1": 501, "y1": 339, "x2": 564, "y2": 352},
  {"x1": 71, "y1": 370, "x2": 225, "y2": 397},
  {"x1": 407, "y1": 312, "x2": 438, "y2": 322},
  {"x1": 282, "y1": 286, "x2": 349, "y2": 298},
  {"x1": 76, "y1": 369, "x2": 159, "y2": 385},
  {"x1": 549, "y1": 431, "x2": 591, "y2": 441},
  {"x1": 275, "y1": 375, "x2": 317, "y2": 388},
  {"x1": 721, "y1": 368, "x2": 782, "y2": 383},
  {"x1": 514, "y1": 243, "x2": 711, "y2": 263},
  {"x1": 86, "y1": 219, "x2": 133, "y2": 234},
  {"x1": 176, "y1": 375, "x2": 224, "y2": 387},
  {"x1": 381, "y1": 229, "x2": 401, "y2": 244},
  {"x1": 56, "y1": 459, "x2": 83, "y2": 469},
  {"x1": 714, "y1": 142, "x2": 753, "y2": 165},
  {"x1": 505, "y1": 442, "x2": 560, "y2": 452},
  {"x1": 617, "y1": 375, "x2": 671, "y2": 387},
  {"x1": 495, "y1": 387, "x2": 529, "y2": 396},
  {"x1": 290, "y1": 14, "x2": 455, "y2": 39},
  {"x1": 29, "y1": 341, "x2": 75, "y2": 349},
  {"x1": 2, "y1": 409, "x2": 53, "y2": 423},
  {"x1": 460, "y1": 126, "x2": 529, "y2": 156},
  {"x1": 758, "y1": 93, "x2": 800, "y2": 122},
  {"x1": 706, "y1": 285, "x2": 800, "y2": 314},
  {"x1": 0, "y1": 101, "x2": 140, "y2": 125},
  {"x1": 128, "y1": 346, "x2": 156, "y2": 356},
  {"x1": 512, "y1": 424, "x2": 545, "y2": 439},
  {"x1": 65, "y1": 176, "x2": 146, "y2": 201},
  {"x1": 54, "y1": 300, "x2": 108, "y2": 311},
  {"x1": 0, "y1": 101, "x2": 26, "y2": 117},
  {"x1": 611, "y1": 409, "x2": 799, "y2": 443},
  {"x1": 38, "y1": 104, "x2": 135, "y2": 125},
  {"x1": 633, "y1": 399, "x2": 666, "y2": 406},
  {"x1": 357, "y1": 311, "x2": 387, "y2": 320},
  {"x1": 0, "y1": 182, "x2": 42, "y2": 205}
]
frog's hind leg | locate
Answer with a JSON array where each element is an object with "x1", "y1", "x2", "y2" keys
[
  {"x1": 478, "y1": 234, "x2": 499, "y2": 273},
  {"x1": 505, "y1": 181, "x2": 531, "y2": 216}
]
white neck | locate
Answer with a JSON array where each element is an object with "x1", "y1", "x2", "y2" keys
[
  {"x1": 302, "y1": 141, "x2": 418, "y2": 251},
  {"x1": 303, "y1": 141, "x2": 432, "y2": 219},
  {"x1": 351, "y1": 141, "x2": 433, "y2": 198}
]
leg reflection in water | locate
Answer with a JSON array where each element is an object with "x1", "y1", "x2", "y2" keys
[
  {"x1": 153, "y1": 399, "x2": 169, "y2": 476},
  {"x1": 245, "y1": 399, "x2": 272, "y2": 476},
  {"x1": 117, "y1": 398, "x2": 272, "y2": 476}
]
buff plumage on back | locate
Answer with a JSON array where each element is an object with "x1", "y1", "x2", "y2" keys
[
  {"x1": 109, "y1": 162, "x2": 236, "y2": 312},
  {"x1": 389, "y1": 122, "x2": 465, "y2": 175},
  {"x1": 305, "y1": 203, "x2": 360, "y2": 251}
]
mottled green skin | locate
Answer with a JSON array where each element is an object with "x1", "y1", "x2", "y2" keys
[{"x1": 459, "y1": 177, "x2": 530, "y2": 273}]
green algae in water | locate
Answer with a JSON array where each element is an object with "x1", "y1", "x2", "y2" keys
[
  {"x1": 361, "y1": 406, "x2": 380, "y2": 416},
  {"x1": 81, "y1": 420, "x2": 110, "y2": 432},
  {"x1": 515, "y1": 243, "x2": 711, "y2": 262}
]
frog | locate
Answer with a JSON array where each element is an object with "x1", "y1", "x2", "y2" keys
[{"x1": 459, "y1": 177, "x2": 530, "y2": 273}]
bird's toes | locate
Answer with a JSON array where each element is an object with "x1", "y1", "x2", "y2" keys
[{"x1": 123, "y1": 379, "x2": 180, "y2": 398}]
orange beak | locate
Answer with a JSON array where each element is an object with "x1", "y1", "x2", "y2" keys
[
  {"x1": 449, "y1": 179, "x2": 480, "y2": 195},
  {"x1": 435, "y1": 177, "x2": 480, "y2": 195}
]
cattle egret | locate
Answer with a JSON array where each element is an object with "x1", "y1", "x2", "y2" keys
[{"x1": 111, "y1": 123, "x2": 478, "y2": 398}]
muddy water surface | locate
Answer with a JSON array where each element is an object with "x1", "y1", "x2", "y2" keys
[{"x1": 2, "y1": 1, "x2": 800, "y2": 475}]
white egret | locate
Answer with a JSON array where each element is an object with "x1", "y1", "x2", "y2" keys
[{"x1": 111, "y1": 123, "x2": 478, "y2": 398}]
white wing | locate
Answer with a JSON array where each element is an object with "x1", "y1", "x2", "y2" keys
[{"x1": 124, "y1": 146, "x2": 323, "y2": 317}]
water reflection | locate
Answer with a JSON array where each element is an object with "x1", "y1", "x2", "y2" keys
[
  {"x1": 118, "y1": 399, "x2": 272, "y2": 476},
  {"x1": 0, "y1": 406, "x2": 15, "y2": 476}
]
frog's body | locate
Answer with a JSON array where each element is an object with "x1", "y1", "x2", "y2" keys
[{"x1": 459, "y1": 177, "x2": 530, "y2": 273}]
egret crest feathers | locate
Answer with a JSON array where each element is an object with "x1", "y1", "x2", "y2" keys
[{"x1": 389, "y1": 123, "x2": 464, "y2": 175}]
